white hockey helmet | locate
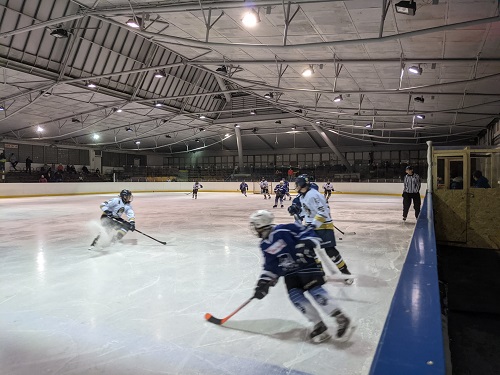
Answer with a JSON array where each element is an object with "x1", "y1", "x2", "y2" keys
[{"x1": 249, "y1": 210, "x2": 274, "y2": 238}]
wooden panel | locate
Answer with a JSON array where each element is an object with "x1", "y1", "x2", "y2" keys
[
  {"x1": 467, "y1": 189, "x2": 500, "y2": 249},
  {"x1": 434, "y1": 190, "x2": 467, "y2": 243}
]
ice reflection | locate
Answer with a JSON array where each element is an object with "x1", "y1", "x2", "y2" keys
[{"x1": 37, "y1": 251, "x2": 45, "y2": 279}]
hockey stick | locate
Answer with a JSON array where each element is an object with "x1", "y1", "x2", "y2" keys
[
  {"x1": 334, "y1": 226, "x2": 356, "y2": 235},
  {"x1": 134, "y1": 229, "x2": 167, "y2": 245},
  {"x1": 205, "y1": 297, "x2": 254, "y2": 325},
  {"x1": 109, "y1": 217, "x2": 167, "y2": 245}
]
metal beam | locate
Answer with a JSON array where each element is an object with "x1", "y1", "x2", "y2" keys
[
  {"x1": 234, "y1": 125, "x2": 244, "y2": 170},
  {"x1": 310, "y1": 122, "x2": 351, "y2": 171}
]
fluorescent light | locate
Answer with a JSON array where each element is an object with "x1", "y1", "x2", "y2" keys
[
  {"x1": 126, "y1": 18, "x2": 141, "y2": 28},
  {"x1": 395, "y1": 1, "x2": 416, "y2": 15},
  {"x1": 195, "y1": 139, "x2": 200, "y2": 142},
  {"x1": 250, "y1": 110, "x2": 256, "y2": 115},
  {"x1": 135, "y1": 140, "x2": 141, "y2": 145},
  {"x1": 87, "y1": 82, "x2": 96, "y2": 88},
  {"x1": 333, "y1": 95, "x2": 343, "y2": 102},
  {"x1": 365, "y1": 123, "x2": 372, "y2": 128},
  {"x1": 125, "y1": 127, "x2": 133, "y2": 132},
  {"x1": 408, "y1": 65, "x2": 423, "y2": 75},
  {"x1": 37, "y1": 126, "x2": 43, "y2": 132},
  {"x1": 154, "y1": 70, "x2": 166, "y2": 78},
  {"x1": 242, "y1": 9, "x2": 260, "y2": 27},
  {"x1": 225, "y1": 133, "x2": 230, "y2": 137},
  {"x1": 199, "y1": 115, "x2": 206, "y2": 119},
  {"x1": 264, "y1": 92, "x2": 273, "y2": 99},
  {"x1": 315, "y1": 120, "x2": 321, "y2": 124},
  {"x1": 0, "y1": 106, "x2": 4, "y2": 111},
  {"x1": 155, "y1": 102, "x2": 162, "y2": 107},
  {"x1": 416, "y1": 114, "x2": 425, "y2": 120},
  {"x1": 234, "y1": 124, "x2": 240, "y2": 128},
  {"x1": 302, "y1": 66, "x2": 314, "y2": 77},
  {"x1": 92, "y1": 134, "x2": 99, "y2": 140}
]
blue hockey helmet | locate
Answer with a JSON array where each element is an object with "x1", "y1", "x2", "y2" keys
[
  {"x1": 295, "y1": 175, "x2": 311, "y2": 190},
  {"x1": 120, "y1": 189, "x2": 133, "y2": 203}
]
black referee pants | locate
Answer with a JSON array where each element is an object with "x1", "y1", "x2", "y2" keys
[{"x1": 402, "y1": 192, "x2": 421, "y2": 219}]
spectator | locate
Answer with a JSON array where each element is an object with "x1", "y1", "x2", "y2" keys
[
  {"x1": 39, "y1": 174, "x2": 48, "y2": 183},
  {"x1": 70, "y1": 165, "x2": 77, "y2": 174},
  {"x1": 25, "y1": 156, "x2": 33, "y2": 174},
  {"x1": 95, "y1": 168, "x2": 101, "y2": 177},
  {"x1": 9, "y1": 153, "x2": 18, "y2": 170},
  {"x1": 0, "y1": 151, "x2": 5, "y2": 171},
  {"x1": 57, "y1": 163, "x2": 64, "y2": 173},
  {"x1": 472, "y1": 170, "x2": 491, "y2": 189},
  {"x1": 82, "y1": 165, "x2": 89, "y2": 174},
  {"x1": 287, "y1": 167, "x2": 294, "y2": 181},
  {"x1": 54, "y1": 170, "x2": 63, "y2": 182}
]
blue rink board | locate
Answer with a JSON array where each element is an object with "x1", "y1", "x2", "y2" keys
[{"x1": 369, "y1": 193, "x2": 446, "y2": 375}]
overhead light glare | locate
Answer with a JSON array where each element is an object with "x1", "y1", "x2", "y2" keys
[
  {"x1": 234, "y1": 124, "x2": 240, "y2": 128},
  {"x1": 199, "y1": 127, "x2": 205, "y2": 132},
  {"x1": 126, "y1": 127, "x2": 133, "y2": 132},
  {"x1": 86, "y1": 82, "x2": 97, "y2": 88},
  {"x1": 199, "y1": 114, "x2": 206, "y2": 119},
  {"x1": 126, "y1": 18, "x2": 142, "y2": 28},
  {"x1": 154, "y1": 70, "x2": 166, "y2": 78},
  {"x1": 155, "y1": 102, "x2": 163, "y2": 107},
  {"x1": 416, "y1": 114, "x2": 425, "y2": 120},
  {"x1": 408, "y1": 65, "x2": 423, "y2": 75},
  {"x1": 365, "y1": 123, "x2": 372, "y2": 128},
  {"x1": 264, "y1": 92, "x2": 274, "y2": 99},
  {"x1": 195, "y1": 138, "x2": 200, "y2": 142},
  {"x1": 225, "y1": 133, "x2": 230, "y2": 137},
  {"x1": 37, "y1": 126, "x2": 43, "y2": 132},
  {"x1": 92, "y1": 134, "x2": 99, "y2": 140},
  {"x1": 395, "y1": 1, "x2": 417, "y2": 16},
  {"x1": 302, "y1": 66, "x2": 314, "y2": 77},
  {"x1": 333, "y1": 95, "x2": 343, "y2": 102},
  {"x1": 135, "y1": 140, "x2": 141, "y2": 145},
  {"x1": 242, "y1": 9, "x2": 260, "y2": 27},
  {"x1": 0, "y1": 106, "x2": 4, "y2": 111},
  {"x1": 250, "y1": 110, "x2": 256, "y2": 115},
  {"x1": 315, "y1": 120, "x2": 321, "y2": 124}
]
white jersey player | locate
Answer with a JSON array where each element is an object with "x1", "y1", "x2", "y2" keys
[
  {"x1": 259, "y1": 178, "x2": 271, "y2": 199},
  {"x1": 296, "y1": 175, "x2": 353, "y2": 284},
  {"x1": 323, "y1": 181, "x2": 335, "y2": 202},
  {"x1": 192, "y1": 182, "x2": 203, "y2": 199},
  {"x1": 89, "y1": 189, "x2": 136, "y2": 250}
]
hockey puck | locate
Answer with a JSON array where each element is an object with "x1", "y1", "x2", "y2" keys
[{"x1": 339, "y1": 237, "x2": 343, "y2": 240}]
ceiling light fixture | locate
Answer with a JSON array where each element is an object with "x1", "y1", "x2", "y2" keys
[
  {"x1": 0, "y1": 106, "x2": 5, "y2": 111},
  {"x1": 415, "y1": 114, "x2": 426, "y2": 120},
  {"x1": 86, "y1": 82, "x2": 97, "y2": 88},
  {"x1": 250, "y1": 110, "x2": 256, "y2": 115},
  {"x1": 155, "y1": 102, "x2": 163, "y2": 107},
  {"x1": 333, "y1": 95, "x2": 343, "y2": 102},
  {"x1": 302, "y1": 65, "x2": 314, "y2": 77},
  {"x1": 235, "y1": 124, "x2": 240, "y2": 128},
  {"x1": 92, "y1": 134, "x2": 99, "y2": 140},
  {"x1": 135, "y1": 140, "x2": 141, "y2": 145},
  {"x1": 408, "y1": 65, "x2": 423, "y2": 75},
  {"x1": 216, "y1": 65, "x2": 228, "y2": 75},
  {"x1": 395, "y1": 1, "x2": 417, "y2": 15},
  {"x1": 165, "y1": 134, "x2": 172, "y2": 138},
  {"x1": 199, "y1": 114, "x2": 206, "y2": 119},
  {"x1": 126, "y1": 17, "x2": 142, "y2": 28},
  {"x1": 315, "y1": 120, "x2": 321, "y2": 124},
  {"x1": 50, "y1": 28, "x2": 69, "y2": 38},
  {"x1": 275, "y1": 120, "x2": 281, "y2": 124},
  {"x1": 365, "y1": 123, "x2": 373, "y2": 128},
  {"x1": 295, "y1": 109, "x2": 303, "y2": 114},
  {"x1": 241, "y1": 9, "x2": 260, "y2": 27},
  {"x1": 126, "y1": 127, "x2": 133, "y2": 132},
  {"x1": 264, "y1": 92, "x2": 274, "y2": 99},
  {"x1": 37, "y1": 126, "x2": 43, "y2": 132},
  {"x1": 414, "y1": 96, "x2": 425, "y2": 103},
  {"x1": 154, "y1": 70, "x2": 166, "y2": 78},
  {"x1": 199, "y1": 127, "x2": 205, "y2": 132},
  {"x1": 195, "y1": 138, "x2": 200, "y2": 143}
]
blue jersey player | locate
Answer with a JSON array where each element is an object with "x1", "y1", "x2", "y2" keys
[{"x1": 249, "y1": 210, "x2": 355, "y2": 343}]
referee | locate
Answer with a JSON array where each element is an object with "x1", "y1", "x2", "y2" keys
[{"x1": 402, "y1": 166, "x2": 421, "y2": 221}]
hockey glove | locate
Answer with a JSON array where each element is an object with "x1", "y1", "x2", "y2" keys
[
  {"x1": 287, "y1": 204, "x2": 301, "y2": 216},
  {"x1": 253, "y1": 278, "x2": 276, "y2": 300},
  {"x1": 104, "y1": 210, "x2": 113, "y2": 218},
  {"x1": 128, "y1": 221, "x2": 135, "y2": 232}
]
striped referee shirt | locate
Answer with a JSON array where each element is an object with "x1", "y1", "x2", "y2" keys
[{"x1": 403, "y1": 173, "x2": 421, "y2": 193}]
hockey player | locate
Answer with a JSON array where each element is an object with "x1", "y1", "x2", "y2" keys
[
  {"x1": 249, "y1": 210, "x2": 355, "y2": 343},
  {"x1": 283, "y1": 180, "x2": 292, "y2": 200},
  {"x1": 323, "y1": 180, "x2": 335, "y2": 203},
  {"x1": 192, "y1": 181, "x2": 203, "y2": 199},
  {"x1": 259, "y1": 177, "x2": 271, "y2": 199},
  {"x1": 239, "y1": 180, "x2": 249, "y2": 197},
  {"x1": 89, "y1": 189, "x2": 136, "y2": 250},
  {"x1": 293, "y1": 175, "x2": 353, "y2": 285},
  {"x1": 273, "y1": 181, "x2": 287, "y2": 208}
]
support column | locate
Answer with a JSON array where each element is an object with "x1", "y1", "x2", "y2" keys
[
  {"x1": 234, "y1": 125, "x2": 244, "y2": 171},
  {"x1": 426, "y1": 140, "x2": 433, "y2": 193},
  {"x1": 310, "y1": 122, "x2": 351, "y2": 172}
]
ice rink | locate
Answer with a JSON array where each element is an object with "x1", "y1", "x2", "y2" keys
[{"x1": 0, "y1": 191, "x2": 416, "y2": 375}]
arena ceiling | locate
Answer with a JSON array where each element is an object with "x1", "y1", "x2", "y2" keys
[{"x1": 0, "y1": 0, "x2": 499, "y2": 155}]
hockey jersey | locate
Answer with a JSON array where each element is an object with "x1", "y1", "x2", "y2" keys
[
  {"x1": 299, "y1": 188, "x2": 334, "y2": 230},
  {"x1": 260, "y1": 180, "x2": 269, "y2": 189},
  {"x1": 100, "y1": 198, "x2": 135, "y2": 222},
  {"x1": 193, "y1": 183, "x2": 203, "y2": 190},
  {"x1": 240, "y1": 182, "x2": 248, "y2": 190},
  {"x1": 274, "y1": 184, "x2": 287, "y2": 196},
  {"x1": 323, "y1": 183, "x2": 334, "y2": 191},
  {"x1": 258, "y1": 223, "x2": 322, "y2": 280}
]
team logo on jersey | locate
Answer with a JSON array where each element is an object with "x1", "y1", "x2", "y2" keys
[{"x1": 265, "y1": 239, "x2": 286, "y2": 255}]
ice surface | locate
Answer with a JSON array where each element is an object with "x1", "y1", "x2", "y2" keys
[{"x1": 0, "y1": 192, "x2": 415, "y2": 375}]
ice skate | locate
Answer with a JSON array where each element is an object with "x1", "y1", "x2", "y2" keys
[
  {"x1": 281, "y1": 204, "x2": 284, "y2": 208},
  {"x1": 310, "y1": 321, "x2": 331, "y2": 343},
  {"x1": 331, "y1": 310, "x2": 355, "y2": 342},
  {"x1": 273, "y1": 205, "x2": 277, "y2": 208},
  {"x1": 342, "y1": 269, "x2": 354, "y2": 285}
]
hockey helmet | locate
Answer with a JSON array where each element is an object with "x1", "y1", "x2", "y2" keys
[
  {"x1": 119, "y1": 189, "x2": 133, "y2": 203},
  {"x1": 295, "y1": 175, "x2": 311, "y2": 191},
  {"x1": 249, "y1": 210, "x2": 274, "y2": 238}
]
